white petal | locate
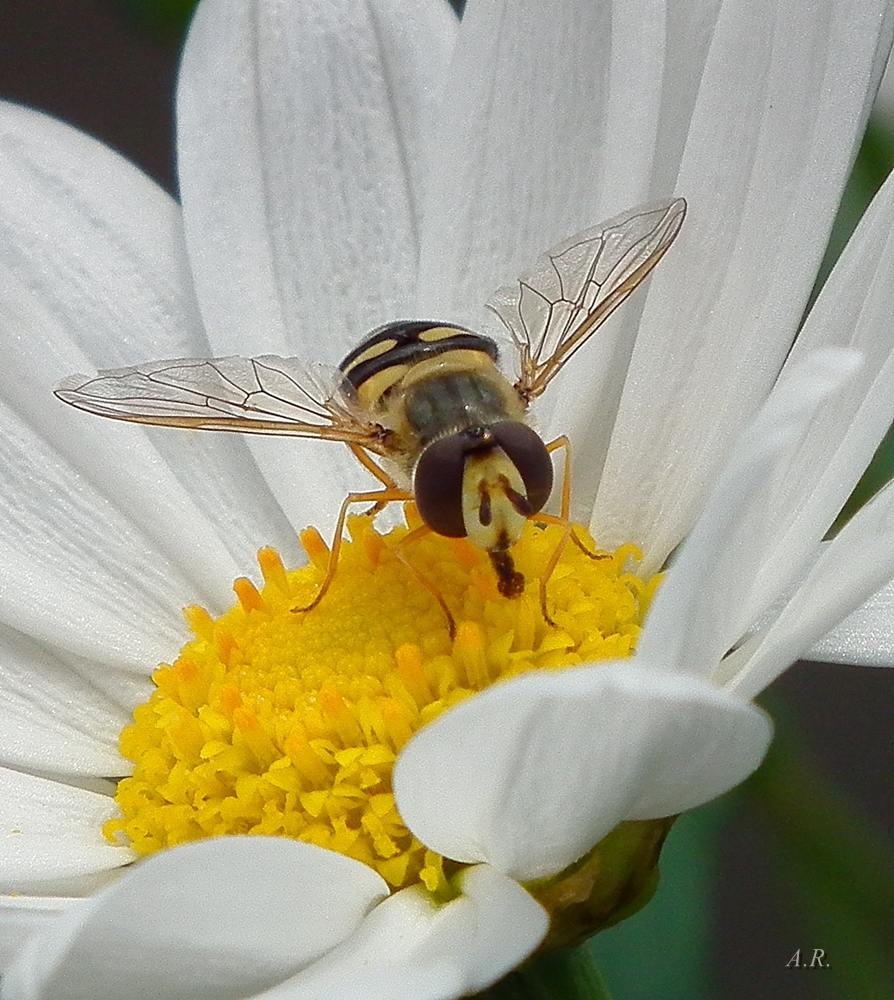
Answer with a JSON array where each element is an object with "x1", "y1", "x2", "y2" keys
[
  {"x1": 0, "y1": 371, "x2": 194, "y2": 671},
  {"x1": 590, "y1": 0, "x2": 893, "y2": 568},
  {"x1": 728, "y1": 480, "x2": 894, "y2": 699},
  {"x1": 417, "y1": 0, "x2": 666, "y2": 326},
  {"x1": 0, "y1": 838, "x2": 388, "y2": 1000},
  {"x1": 73, "y1": 662, "x2": 154, "y2": 713},
  {"x1": 0, "y1": 277, "x2": 289, "y2": 615},
  {"x1": 177, "y1": 0, "x2": 455, "y2": 528},
  {"x1": 445, "y1": 865, "x2": 546, "y2": 995},
  {"x1": 0, "y1": 768, "x2": 132, "y2": 896},
  {"x1": 744, "y1": 168, "x2": 894, "y2": 607},
  {"x1": 393, "y1": 663, "x2": 770, "y2": 881},
  {"x1": 0, "y1": 624, "x2": 129, "y2": 777},
  {"x1": 0, "y1": 101, "x2": 298, "y2": 599},
  {"x1": 259, "y1": 865, "x2": 546, "y2": 1000},
  {"x1": 0, "y1": 898, "x2": 74, "y2": 975},
  {"x1": 648, "y1": 0, "x2": 724, "y2": 194},
  {"x1": 545, "y1": 0, "x2": 729, "y2": 484},
  {"x1": 177, "y1": 0, "x2": 455, "y2": 359},
  {"x1": 0, "y1": 102, "x2": 202, "y2": 366},
  {"x1": 637, "y1": 348, "x2": 861, "y2": 677},
  {"x1": 806, "y1": 577, "x2": 894, "y2": 667}
]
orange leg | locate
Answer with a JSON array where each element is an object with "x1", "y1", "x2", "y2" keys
[
  {"x1": 348, "y1": 443, "x2": 399, "y2": 488},
  {"x1": 546, "y1": 436, "x2": 573, "y2": 520},
  {"x1": 347, "y1": 444, "x2": 403, "y2": 514},
  {"x1": 394, "y1": 524, "x2": 457, "y2": 639},
  {"x1": 292, "y1": 485, "x2": 411, "y2": 614},
  {"x1": 535, "y1": 437, "x2": 608, "y2": 626}
]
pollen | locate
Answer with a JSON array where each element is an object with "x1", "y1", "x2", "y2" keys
[{"x1": 108, "y1": 511, "x2": 660, "y2": 892}]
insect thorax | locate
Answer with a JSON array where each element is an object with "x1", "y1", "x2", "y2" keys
[{"x1": 401, "y1": 371, "x2": 515, "y2": 447}]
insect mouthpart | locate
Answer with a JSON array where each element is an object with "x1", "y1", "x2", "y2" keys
[{"x1": 488, "y1": 542, "x2": 526, "y2": 599}]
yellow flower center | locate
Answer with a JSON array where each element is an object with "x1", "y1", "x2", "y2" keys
[{"x1": 107, "y1": 508, "x2": 659, "y2": 894}]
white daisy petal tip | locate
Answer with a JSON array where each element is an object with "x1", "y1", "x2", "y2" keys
[
  {"x1": 1, "y1": 837, "x2": 388, "y2": 1000},
  {"x1": 775, "y1": 345, "x2": 863, "y2": 400},
  {"x1": 393, "y1": 663, "x2": 772, "y2": 882},
  {"x1": 0, "y1": 769, "x2": 134, "y2": 898},
  {"x1": 808, "y1": 575, "x2": 894, "y2": 667},
  {"x1": 264, "y1": 865, "x2": 547, "y2": 1000},
  {"x1": 452, "y1": 864, "x2": 548, "y2": 993}
]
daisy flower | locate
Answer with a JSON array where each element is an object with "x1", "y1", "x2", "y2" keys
[{"x1": 0, "y1": 0, "x2": 893, "y2": 997}]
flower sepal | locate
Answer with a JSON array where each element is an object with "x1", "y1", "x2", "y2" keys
[{"x1": 526, "y1": 817, "x2": 676, "y2": 952}]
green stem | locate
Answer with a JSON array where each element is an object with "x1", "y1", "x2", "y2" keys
[{"x1": 476, "y1": 946, "x2": 614, "y2": 1000}]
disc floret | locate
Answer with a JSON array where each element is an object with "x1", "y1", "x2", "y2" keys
[{"x1": 108, "y1": 512, "x2": 660, "y2": 893}]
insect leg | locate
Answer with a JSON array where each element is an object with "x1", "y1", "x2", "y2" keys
[
  {"x1": 536, "y1": 437, "x2": 608, "y2": 626},
  {"x1": 542, "y1": 436, "x2": 608, "y2": 558},
  {"x1": 546, "y1": 436, "x2": 572, "y2": 518},
  {"x1": 347, "y1": 443, "x2": 402, "y2": 515},
  {"x1": 348, "y1": 443, "x2": 400, "y2": 488},
  {"x1": 393, "y1": 524, "x2": 457, "y2": 640},
  {"x1": 292, "y1": 486, "x2": 411, "y2": 615}
]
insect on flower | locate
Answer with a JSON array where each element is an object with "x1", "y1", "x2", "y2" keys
[{"x1": 55, "y1": 198, "x2": 686, "y2": 634}]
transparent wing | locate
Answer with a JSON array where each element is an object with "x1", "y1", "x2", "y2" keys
[
  {"x1": 487, "y1": 198, "x2": 686, "y2": 400},
  {"x1": 54, "y1": 355, "x2": 390, "y2": 451}
]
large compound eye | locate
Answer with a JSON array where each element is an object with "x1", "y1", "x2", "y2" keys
[
  {"x1": 489, "y1": 422, "x2": 553, "y2": 515},
  {"x1": 414, "y1": 423, "x2": 553, "y2": 538},
  {"x1": 414, "y1": 433, "x2": 469, "y2": 537}
]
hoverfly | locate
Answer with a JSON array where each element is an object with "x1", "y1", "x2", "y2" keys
[{"x1": 55, "y1": 198, "x2": 686, "y2": 634}]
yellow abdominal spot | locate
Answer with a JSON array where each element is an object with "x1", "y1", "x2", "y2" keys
[{"x1": 108, "y1": 509, "x2": 660, "y2": 894}]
